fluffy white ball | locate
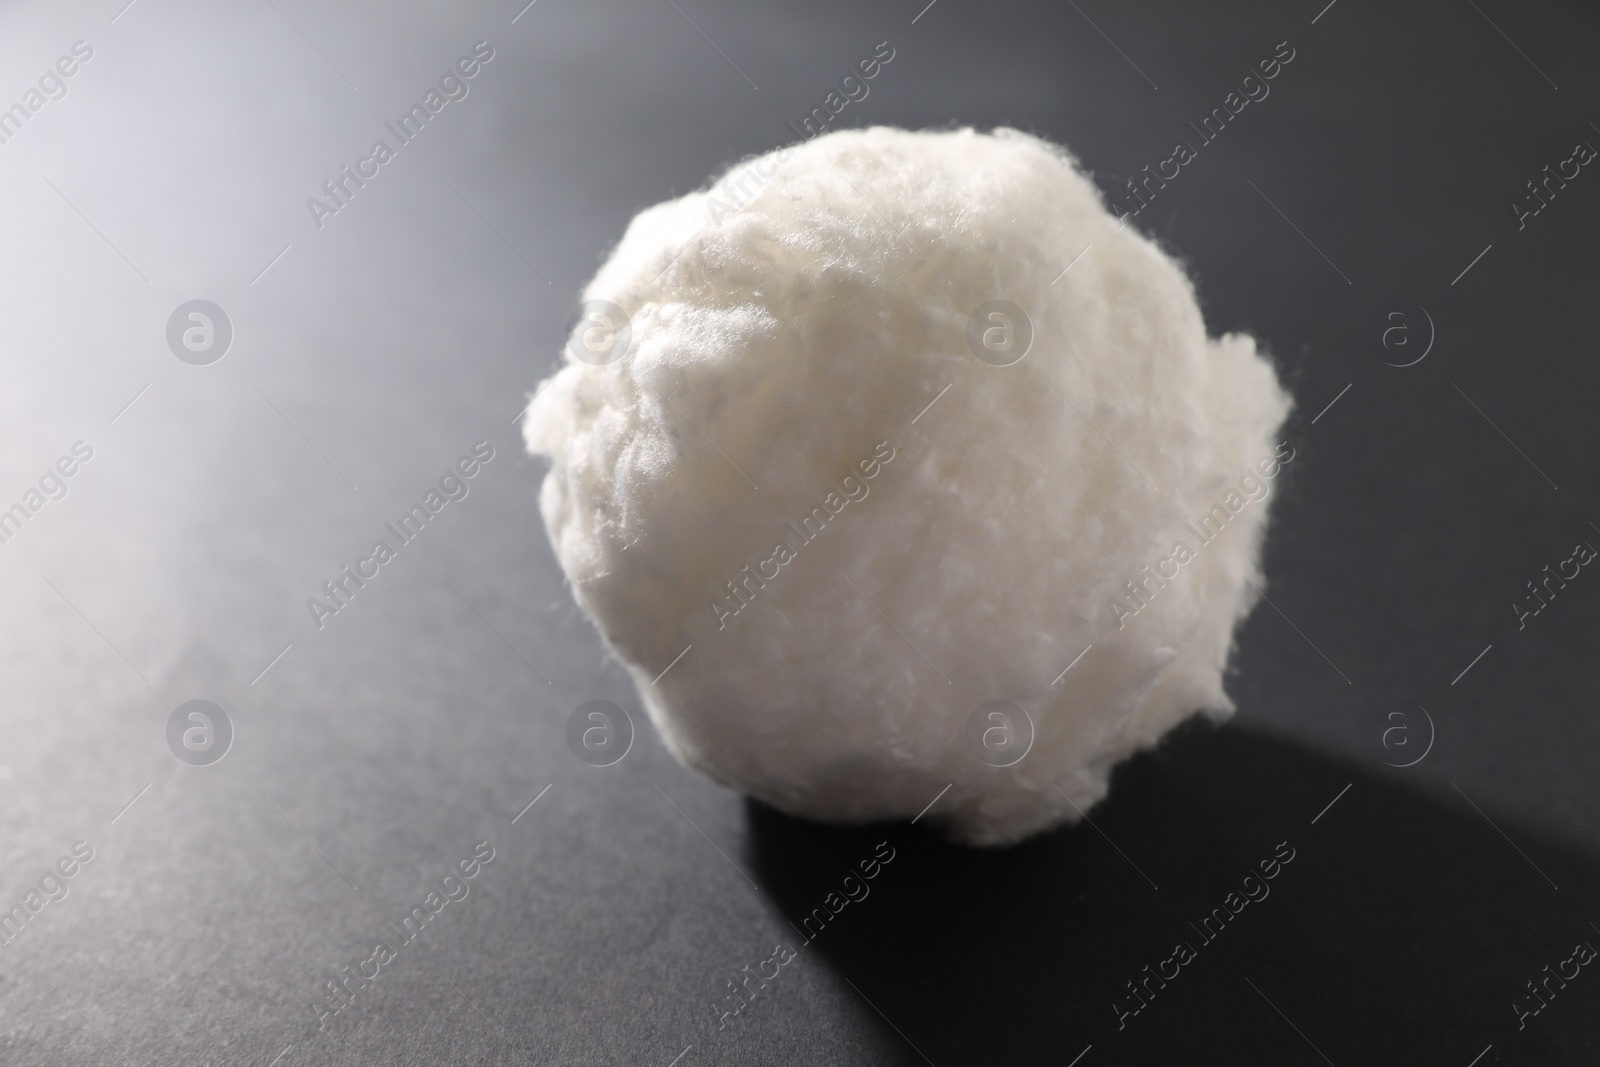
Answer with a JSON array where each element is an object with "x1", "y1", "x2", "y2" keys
[{"x1": 524, "y1": 126, "x2": 1290, "y2": 845}]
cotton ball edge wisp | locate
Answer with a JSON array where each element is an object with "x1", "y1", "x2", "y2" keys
[{"x1": 523, "y1": 126, "x2": 1291, "y2": 846}]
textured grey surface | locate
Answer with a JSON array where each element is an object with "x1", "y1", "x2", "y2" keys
[{"x1": 1, "y1": 0, "x2": 1598, "y2": 1063}]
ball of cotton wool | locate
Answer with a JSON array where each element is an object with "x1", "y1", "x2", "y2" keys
[{"x1": 523, "y1": 126, "x2": 1291, "y2": 846}]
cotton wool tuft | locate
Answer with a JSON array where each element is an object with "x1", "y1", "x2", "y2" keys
[{"x1": 524, "y1": 126, "x2": 1291, "y2": 846}]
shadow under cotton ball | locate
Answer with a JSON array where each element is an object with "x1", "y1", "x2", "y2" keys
[{"x1": 523, "y1": 125, "x2": 1291, "y2": 846}]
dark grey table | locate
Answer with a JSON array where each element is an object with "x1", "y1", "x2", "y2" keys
[{"x1": 1, "y1": 0, "x2": 1597, "y2": 1063}]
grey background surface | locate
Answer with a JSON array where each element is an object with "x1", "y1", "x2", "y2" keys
[{"x1": 1, "y1": 0, "x2": 1598, "y2": 1063}]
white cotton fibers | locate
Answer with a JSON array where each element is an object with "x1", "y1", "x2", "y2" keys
[{"x1": 523, "y1": 126, "x2": 1291, "y2": 846}]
